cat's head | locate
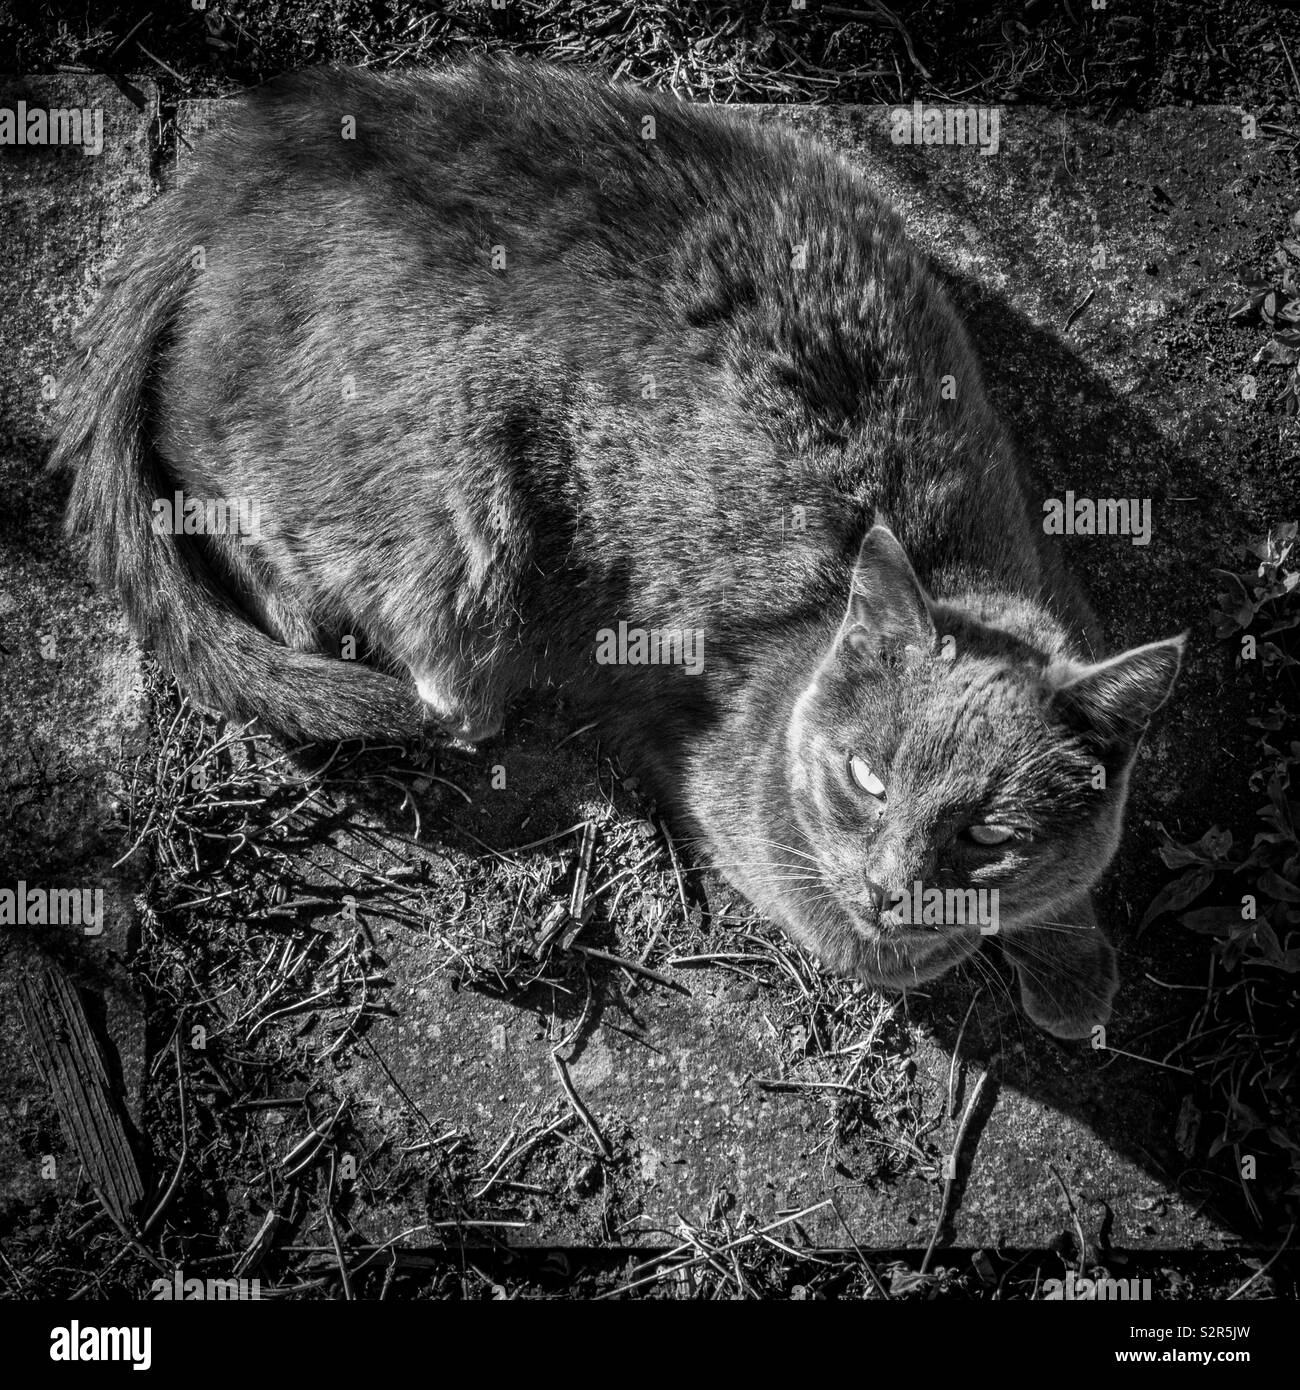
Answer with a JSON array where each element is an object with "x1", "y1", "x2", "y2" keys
[{"x1": 782, "y1": 521, "x2": 1183, "y2": 1034}]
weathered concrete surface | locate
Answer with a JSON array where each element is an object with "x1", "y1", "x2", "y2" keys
[
  {"x1": 5, "y1": 93, "x2": 1290, "y2": 1259},
  {"x1": 0, "y1": 76, "x2": 155, "y2": 1229}
]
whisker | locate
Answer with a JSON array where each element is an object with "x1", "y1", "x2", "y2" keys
[
  {"x1": 734, "y1": 835, "x2": 824, "y2": 865},
  {"x1": 703, "y1": 861, "x2": 823, "y2": 875},
  {"x1": 958, "y1": 950, "x2": 1028, "y2": 1053},
  {"x1": 999, "y1": 944, "x2": 1116, "y2": 1007}
]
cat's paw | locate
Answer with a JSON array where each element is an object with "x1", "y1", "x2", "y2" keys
[
  {"x1": 1018, "y1": 979, "x2": 1113, "y2": 1041},
  {"x1": 413, "y1": 670, "x2": 502, "y2": 744},
  {"x1": 1012, "y1": 933, "x2": 1118, "y2": 1042}
]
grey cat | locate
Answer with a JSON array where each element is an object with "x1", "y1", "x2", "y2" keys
[{"x1": 53, "y1": 59, "x2": 1184, "y2": 1039}]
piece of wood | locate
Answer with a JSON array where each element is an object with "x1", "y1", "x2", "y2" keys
[{"x1": 18, "y1": 960, "x2": 145, "y2": 1229}]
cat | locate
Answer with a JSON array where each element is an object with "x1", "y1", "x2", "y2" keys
[{"x1": 52, "y1": 58, "x2": 1184, "y2": 1040}]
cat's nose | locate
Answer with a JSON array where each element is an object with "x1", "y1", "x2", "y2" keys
[{"x1": 862, "y1": 877, "x2": 888, "y2": 913}]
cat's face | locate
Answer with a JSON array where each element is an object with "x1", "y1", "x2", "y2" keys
[{"x1": 781, "y1": 523, "x2": 1183, "y2": 1025}]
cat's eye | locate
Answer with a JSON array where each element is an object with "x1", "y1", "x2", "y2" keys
[
  {"x1": 967, "y1": 824, "x2": 1014, "y2": 846},
  {"x1": 848, "y1": 755, "x2": 885, "y2": 797}
]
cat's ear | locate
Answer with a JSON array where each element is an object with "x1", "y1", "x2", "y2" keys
[
  {"x1": 838, "y1": 521, "x2": 934, "y2": 658},
  {"x1": 1049, "y1": 634, "x2": 1186, "y2": 753}
]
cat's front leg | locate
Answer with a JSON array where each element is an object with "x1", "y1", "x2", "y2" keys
[{"x1": 1000, "y1": 894, "x2": 1118, "y2": 1041}]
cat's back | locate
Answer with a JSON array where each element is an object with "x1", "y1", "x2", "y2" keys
[
  {"x1": 128, "y1": 60, "x2": 1051, "y2": 641},
  {"x1": 170, "y1": 61, "x2": 837, "y2": 265},
  {"x1": 153, "y1": 59, "x2": 891, "y2": 416}
]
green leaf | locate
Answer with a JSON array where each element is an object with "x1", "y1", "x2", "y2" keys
[
  {"x1": 1258, "y1": 869, "x2": 1300, "y2": 902},
  {"x1": 1139, "y1": 868, "x2": 1212, "y2": 933},
  {"x1": 1248, "y1": 920, "x2": 1285, "y2": 963},
  {"x1": 1198, "y1": 826, "x2": 1234, "y2": 860},
  {"x1": 1157, "y1": 842, "x2": 1202, "y2": 870},
  {"x1": 1180, "y1": 904, "x2": 1244, "y2": 936}
]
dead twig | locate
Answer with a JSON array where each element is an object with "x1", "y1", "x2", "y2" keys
[
  {"x1": 1064, "y1": 286, "x2": 1096, "y2": 334},
  {"x1": 550, "y1": 1052, "x2": 611, "y2": 1159},
  {"x1": 569, "y1": 820, "x2": 597, "y2": 919},
  {"x1": 323, "y1": 1160, "x2": 354, "y2": 1300},
  {"x1": 1227, "y1": 1221, "x2": 1296, "y2": 1300},
  {"x1": 656, "y1": 814, "x2": 691, "y2": 927},
  {"x1": 1049, "y1": 1162, "x2": 1090, "y2": 1275},
  {"x1": 141, "y1": 1030, "x2": 188, "y2": 1235},
  {"x1": 279, "y1": 1097, "x2": 347, "y2": 1178},
  {"x1": 920, "y1": 1064, "x2": 993, "y2": 1275},
  {"x1": 571, "y1": 944, "x2": 688, "y2": 993},
  {"x1": 470, "y1": 1113, "x2": 573, "y2": 1200},
  {"x1": 596, "y1": 1200, "x2": 834, "y2": 1299},
  {"x1": 947, "y1": 988, "x2": 982, "y2": 1119}
]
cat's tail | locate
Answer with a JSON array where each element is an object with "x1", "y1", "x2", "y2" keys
[{"x1": 51, "y1": 219, "x2": 426, "y2": 745}]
